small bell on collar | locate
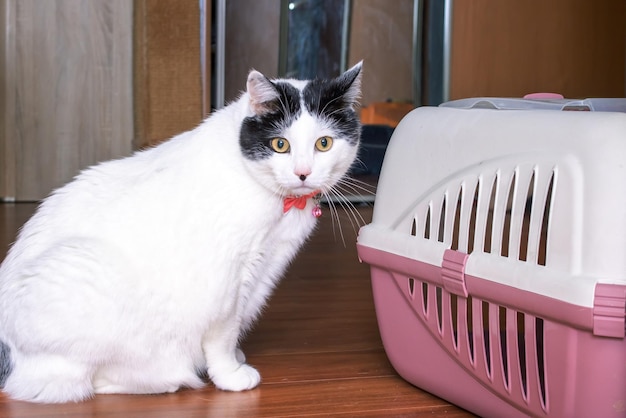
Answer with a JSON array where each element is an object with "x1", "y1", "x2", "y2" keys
[{"x1": 312, "y1": 204, "x2": 323, "y2": 218}]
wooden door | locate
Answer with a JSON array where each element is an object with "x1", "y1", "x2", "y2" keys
[{"x1": 0, "y1": 0, "x2": 133, "y2": 201}]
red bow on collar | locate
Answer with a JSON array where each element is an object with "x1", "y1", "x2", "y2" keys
[{"x1": 283, "y1": 190, "x2": 320, "y2": 213}]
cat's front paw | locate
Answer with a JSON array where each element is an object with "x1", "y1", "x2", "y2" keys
[{"x1": 211, "y1": 364, "x2": 261, "y2": 391}]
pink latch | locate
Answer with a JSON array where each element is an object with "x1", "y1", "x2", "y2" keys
[
  {"x1": 441, "y1": 249, "x2": 469, "y2": 297},
  {"x1": 523, "y1": 92, "x2": 564, "y2": 99},
  {"x1": 593, "y1": 283, "x2": 626, "y2": 338}
]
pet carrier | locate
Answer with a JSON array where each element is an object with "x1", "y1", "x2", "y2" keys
[{"x1": 357, "y1": 99, "x2": 626, "y2": 417}]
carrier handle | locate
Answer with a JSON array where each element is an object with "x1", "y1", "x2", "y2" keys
[{"x1": 523, "y1": 92, "x2": 564, "y2": 99}]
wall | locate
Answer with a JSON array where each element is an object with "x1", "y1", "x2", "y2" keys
[
  {"x1": 0, "y1": 0, "x2": 133, "y2": 201},
  {"x1": 223, "y1": 0, "x2": 414, "y2": 108},
  {"x1": 450, "y1": 0, "x2": 626, "y2": 99},
  {"x1": 224, "y1": 0, "x2": 281, "y2": 105},
  {"x1": 348, "y1": 0, "x2": 414, "y2": 106},
  {"x1": 133, "y1": 0, "x2": 204, "y2": 148}
]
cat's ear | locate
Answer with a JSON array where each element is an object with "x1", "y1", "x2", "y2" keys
[
  {"x1": 335, "y1": 61, "x2": 363, "y2": 109},
  {"x1": 247, "y1": 70, "x2": 279, "y2": 115}
]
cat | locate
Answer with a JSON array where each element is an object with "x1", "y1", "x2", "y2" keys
[{"x1": 0, "y1": 62, "x2": 363, "y2": 403}]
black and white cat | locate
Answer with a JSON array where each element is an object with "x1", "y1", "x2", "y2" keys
[{"x1": 0, "y1": 62, "x2": 363, "y2": 403}]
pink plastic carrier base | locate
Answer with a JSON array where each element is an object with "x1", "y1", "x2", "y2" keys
[
  {"x1": 358, "y1": 245, "x2": 625, "y2": 417},
  {"x1": 357, "y1": 105, "x2": 626, "y2": 418}
]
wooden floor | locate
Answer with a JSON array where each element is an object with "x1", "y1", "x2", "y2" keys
[{"x1": 0, "y1": 202, "x2": 475, "y2": 417}]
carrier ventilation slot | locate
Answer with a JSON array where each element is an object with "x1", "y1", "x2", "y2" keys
[
  {"x1": 478, "y1": 302, "x2": 548, "y2": 409},
  {"x1": 413, "y1": 166, "x2": 556, "y2": 266},
  {"x1": 436, "y1": 287, "x2": 444, "y2": 332},
  {"x1": 538, "y1": 173, "x2": 554, "y2": 266},
  {"x1": 404, "y1": 166, "x2": 555, "y2": 413},
  {"x1": 408, "y1": 277, "x2": 416, "y2": 298},
  {"x1": 438, "y1": 197, "x2": 446, "y2": 243},
  {"x1": 405, "y1": 279, "x2": 548, "y2": 410},
  {"x1": 500, "y1": 172, "x2": 516, "y2": 257},
  {"x1": 421, "y1": 281, "x2": 429, "y2": 315},
  {"x1": 467, "y1": 186, "x2": 479, "y2": 254},
  {"x1": 518, "y1": 173, "x2": 535, "y2": 262}
]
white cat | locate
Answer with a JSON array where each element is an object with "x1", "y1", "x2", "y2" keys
[{"x1": 0, "y1": 62, "x2": 363, "y2": 403}]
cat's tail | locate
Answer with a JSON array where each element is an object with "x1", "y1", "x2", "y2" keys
[{"x1": 0, "y1": 340, "x2": 13, "y2": 387}]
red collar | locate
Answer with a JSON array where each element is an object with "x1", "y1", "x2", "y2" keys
[{"x1": 283, "y1": 190, "x2": 321, "y2": 213}]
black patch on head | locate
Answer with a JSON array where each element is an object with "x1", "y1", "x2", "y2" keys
[
  {"x1": 0, "y1": 340, "x2": 12, "y2": 387},
  {"x1": 240, "y1": 81, "x2": 302, "y2": 160},
  {"x1": 303, "y1": 70, "x2": 361, "y2": 146}
]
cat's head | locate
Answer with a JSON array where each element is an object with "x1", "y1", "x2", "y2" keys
[{"x1": 239, "y1": 62, "x2": 362, "y2": 198}]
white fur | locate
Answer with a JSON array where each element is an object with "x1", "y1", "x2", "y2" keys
[{"x1": 0, "y1": 68, "x2": 361, "y2": 403}]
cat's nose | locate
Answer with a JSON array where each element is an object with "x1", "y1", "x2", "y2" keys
[{"x1": 295, "y1": 168, "x2": 311, "y2": 182}]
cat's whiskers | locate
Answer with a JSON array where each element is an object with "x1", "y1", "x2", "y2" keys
[
  {"x1": 320, "y1": 175, "x2": 375, "y2": 246},
  {"x1": 337, "y1": 176, "x2": 376, "y2": 196},
  {"x1": 329, "y1": 184, "x2": 367, "y2": 229},
  {"x1": 323, "y1": 106, "x2": 348, "y2": 119},
  {"x1": 320, "y1": 189, "x2": 347, "y2": 247},
  {"x1": 315, "y1": 84, "x2": 323, "y2": 115},
  {"x1": 350, "y1": 156, "x2": 369, "y2": 173},
  {"x1": 274, "y1": 185, "x2": 288, "y2": 201},
  {"x1": 319, "y1": 95, "x2": 343, "y2": 117},
  {"x1": 273, "y1": 89, "x2": 291, "y2": 124}
]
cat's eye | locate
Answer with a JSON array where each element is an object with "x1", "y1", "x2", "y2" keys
[
  {"x1": 270, "y1": 137, "x2": 290, "y2": 153},
  {"x1": 315, "y1": 136, "x2": 333, "y2": 152}
]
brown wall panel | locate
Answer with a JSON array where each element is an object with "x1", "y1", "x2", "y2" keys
[
  {"x1": 1, "y1": 0, "x2": 133, "y2": 201},
  {"x1": 134, "y1": 0, "x2": 204, "y2": 148},
  {"x1": 349, "y1": 0, "x2": 414, "y2": 107},
  {"x1": 450, "y1": 0, "x2": 626, "y2": 100}
]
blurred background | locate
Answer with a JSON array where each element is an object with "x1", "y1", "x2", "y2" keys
[{"x1": 1, "y1": 0, "x2": 624, "y2": 201}]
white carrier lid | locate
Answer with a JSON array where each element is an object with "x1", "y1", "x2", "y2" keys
[{"x1": 441, "y1": 93, "x2": 626, "y2": 113}]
